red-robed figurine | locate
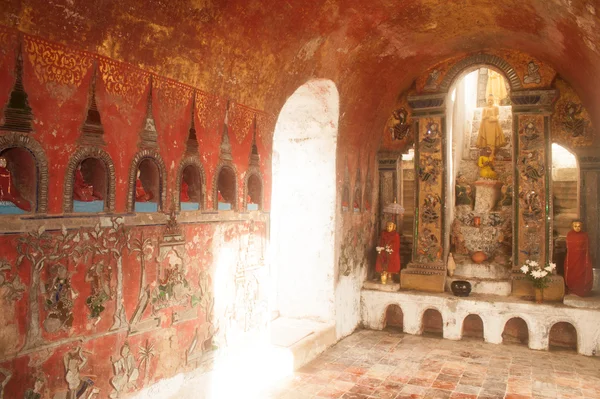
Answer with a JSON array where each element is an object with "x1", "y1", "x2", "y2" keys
[
  {"x1": 0, "y1": 157, "x2": 31, "y2": 211},
  {"x1": 135, "y1": 169, "x2": 153, "y2": 202},
  {"x1": 375, "y1": 221, "x2": 401, "y2": 277},
  {"x1": 564, "y1": 220, "x2": 593, "y2": 297},
  {"x1": 73, "y1": 165, "x2": 103, "y2": 202},
  {"x1": 180, "y1": 180, "x2": 191, "y2": 202}
]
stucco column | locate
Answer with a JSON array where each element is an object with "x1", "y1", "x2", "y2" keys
[
  {"x1": 400, "y1": 93, "x2": 448, "y2": 292},
  {"x1": 482, "y1": 316, "x2": 504, "y2": 344},
  {"x1": 510, "y1": 90, "x2": 565, "y2": 301}
]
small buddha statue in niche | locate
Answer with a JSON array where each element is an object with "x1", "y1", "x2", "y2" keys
[
  {"x1": 180, "y1": 180, "x2": 191, "y2": 202},
  {"x1": 73, "y1": 164, "x2": 103, "y2": 202},
  {"x1": 476, "y1": 95, "x2": 506, "y2": 160},
  {"x1": 247, "y1": 194, "x2": 254, "y2": 204},
  {"x1": 564, "y1": 220, "x2": 593, "y2": 297},
  {"x1": 135, "y1": 169, "x2": 153, "y2": 202},
  {"x1": 0, "y1": 156, "x2": 31, "y2": 211},
  {"x1": 477, "y1": 147, "x2": 498, "y2": 180},
  {"x1": 375, "y1": 221, "x2": 401, "y2": 282},
  {"x1": 218, "y1": 190, "x2": 228, "y2": 203}
]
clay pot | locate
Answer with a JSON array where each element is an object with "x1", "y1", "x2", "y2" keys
[
  {"x1": 471, "y1": 251, "x2": 487, "y2": 264},
  {"x1": 451, "y1": 280, "x2": 472, "y2": 297}
]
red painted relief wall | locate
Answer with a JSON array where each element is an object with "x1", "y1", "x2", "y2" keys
[{"x1": 0, "y1": 27, "x2": 272, "y2": 398}]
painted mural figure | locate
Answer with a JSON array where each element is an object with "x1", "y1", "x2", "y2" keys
[
  {"x1": 85, "y1": 261, "x2": 111, "y2": 319},
  {"x1": 390, "y1": 108, "x2": 411, "y2": 141},
  {"x1": 44, "y1": 265, "x2": 75, "y2": 333},
  {"x1": 63, "y1": 348, "x2": 97, "y2": 399},
  {"x1": 375, "y1": 222, "x2": 401, "y2": 276},
  {"x1": 109, "y1": 343, "x2": 139, "y2": 398},
  {"x1": 563, "y1": 102, "x2": 585, "y2": 137},
  {"x1": 73, "y1": 165, "x2": 103, "y2": 202},
  {"x1": 564, "y1": 220, "x2": 593, "y2": 297},
  {"x1": 135, "y1": 170, "x2": 152, "y2": 202},
  {"x1": 476, "y1": 95, "x2": 506, "y2": 159},
  {"x1": 0, "y1": 156, "x2": 32, "y2": 212},
  {"x1": 24, "y1": 376, "x2": 44, "y2": 399}
]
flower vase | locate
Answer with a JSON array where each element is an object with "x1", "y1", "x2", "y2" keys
[
  {"x1": 381, "y1": 272, "x2": 388, "y2": 284},
  {"x1": 535, "y1": 287, "x2": 543, "y2": 304}
]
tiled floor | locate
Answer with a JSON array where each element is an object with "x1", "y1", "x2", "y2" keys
[{"x1": 263, "y1": 329, "x2": 600, "y2": 399}]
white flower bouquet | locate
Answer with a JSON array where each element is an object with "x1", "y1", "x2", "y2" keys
[{"x1": 520, "y1": 259, "x2": 556, "y2": 289}]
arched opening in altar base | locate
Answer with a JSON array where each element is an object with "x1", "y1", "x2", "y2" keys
[{"x1": 376, "y1": 303, "x2": 579, "y2": 352}]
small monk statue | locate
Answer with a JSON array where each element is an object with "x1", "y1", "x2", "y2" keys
[
  {"x1": 0, "y1": 156, "x2": 31, "y2": 211},
  {"x1": 375, "y1": 221, "x2": 401, "y2": 281},
  {"x1": 478, "y1": 147, "x2": 498, "y2": 179},
  {"x1": 135, "y1": 169, "x2": 153, "y2": 202},
  {"x1": 218, "y1": 190, "x2": 227, "y2": 203},
  {"x1": 247, "y1": 194, "x2": 254, "y2": 204},
  {"x1": 564, "y1": 220, "x2": 593, "y2": 297},
  {"x1": 73, "y1": 164, "x2": 103, "y2": 202},
  {"x1": 180, "y1": 180, "x2": 191, "y2": 202},
  {"x1": 477, "y1": 94, "x2": 506, "y2": 160}
]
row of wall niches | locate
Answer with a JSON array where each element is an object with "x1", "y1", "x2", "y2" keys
[{"x1": 0, "y1": 145, "x2": 263, "y2": 215}]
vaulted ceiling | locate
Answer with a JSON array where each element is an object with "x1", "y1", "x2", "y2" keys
[{"x1": 2, "y1": 0, "x2": 600, "y2": 148}]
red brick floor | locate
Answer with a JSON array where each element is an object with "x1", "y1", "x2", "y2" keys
[{"x1": 262, "y1": 329, "x2": 600, "y2": 399}]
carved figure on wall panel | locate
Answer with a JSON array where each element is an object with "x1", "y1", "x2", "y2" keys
[
  {"x1": 152, "y1": 249, "x2": 191, "y2": 310},
  {"x1": 128, "y1": 233, "x2": 157, "y2": 332},
  {"x1": 520, "y1": 121, "x2": 541, "y2": 150},
  {"x1": 418, "y1": 157, "x2": 442, "y2": 184},
  {"x1": 424, "y1": 69, "x2": 440, "y2": 91},
  {"x1": 520, "y1": 190, "x2": 543, "y2": 224},
  {"x1": 523, "y1": 61, "x2": 541, "y2": 84},
  {"x1": 390, "y1": 108, "x2": 411, "y2": 141},
  {"x1": 417, "y1": 228, "x2": 440, "y2": 263},
  {"x1": 455, "y1": 175, "x2": 473, "y2": 207},
  {"x1": 44, "y1": 264, "x2": 76, "y2": 333},
  {"x1": 109, "y1": 342, "x2": 139, "y2": 398},
  {"x1": 420, "y1": 121, "x2": 441, "y2": 153},
  {"x1": 421, "y1": 193, "x2": 441, "y2": 223},
  {"x1": 562, "y1": 102, "x2": 586, "y2": 138},
  {"x1": 519, "y1": 150, "x2": 545, "y2": 182}
]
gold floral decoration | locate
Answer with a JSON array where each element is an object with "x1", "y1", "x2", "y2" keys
[
  {"x1": 255, "y1": 112, "x2": 275, "y2": 149},
  {"x1": 98, "y1": 57, "x2": 150, "y2": 111},
  {"x1": 196, "y1": 90, "x2": 224, "y2": 131},
  {"x1": 229, "y1": 103, "x2": 255, "y2": 143}
]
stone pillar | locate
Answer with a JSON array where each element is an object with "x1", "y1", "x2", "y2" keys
[
  {"x1": 401, "y1": 93, "x2": 447, "y2": 292},
  {"x1": 510, "y1": 90, "x2": 565, "y2": 301}
]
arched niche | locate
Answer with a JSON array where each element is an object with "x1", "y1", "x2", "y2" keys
[
  {"x1": 341, "y1": 184, "x2": 350, "y2": 212},
  {"x1": 422, "y1": 308, "x2": 443, "y2": 337},
  {"x1": 271, "y1": 79, "x2": 339, "y2": 323},
  {"x1": 244, "y1": 172, "x2": 262, "y2": 211},
  {"x1": 177, "y1": 156, "x2": 206, "y2": 212},
  {"x1": 127, "y1": 150, "x2": 167, "y2": 213},
  {"x1": 383, "y1": 304, "x2": 403, "y2": 332},
  {"x1": 214, "y1": 163, "x2": 237, "y2": 211},
  {"x1": 353, "y1": 182, "x2": 362, "y2": 213},
  {"x1": 0, "y1": 133, "x2": 48, "y2": 214},
  {"x1": 63, "y1": 147, "x2": 115, "y2": 213},
  {"x1": 549, "y1": 321, "x2": 578, "y2": 351},
  {"x1": 462, "y1": 314, "x2": 484, "y2": 340},
  {"x1": 502, "y1": 317, "x2": 529, "y2": 346},
  {"x1": 551, "y1": 143, "x2": 580, "y2": 275}
]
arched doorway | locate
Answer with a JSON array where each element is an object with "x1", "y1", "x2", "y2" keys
[
  {"x1": 270, "y1": 79, "x2": 339, "y2": 322},
  {"x1": 551, "y1": 144, "x2": 579, "y2": 276}
]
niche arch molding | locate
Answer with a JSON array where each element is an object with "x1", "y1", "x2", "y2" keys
[
  {"x1": 437, "y1": 53, "x2": 523, "y2": 93},
  {"x1": 243, "y1": 168, "x2": 263, "y2": 210},
  {"x1": 127, "y1": 149, "x2": 167, "y2": 213},
  {"x1": 176, "y1": 155, "x2": 207, "y2": 212},
  {"x1": 213, "y1": 161, "x2": 239, "y2": 211},
  {"x1": 0, "y1": 132, "x2": 48, "y2": 214},
  {"x1": 63, "y1": 146, "x2": 116, "y2": 213}
]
